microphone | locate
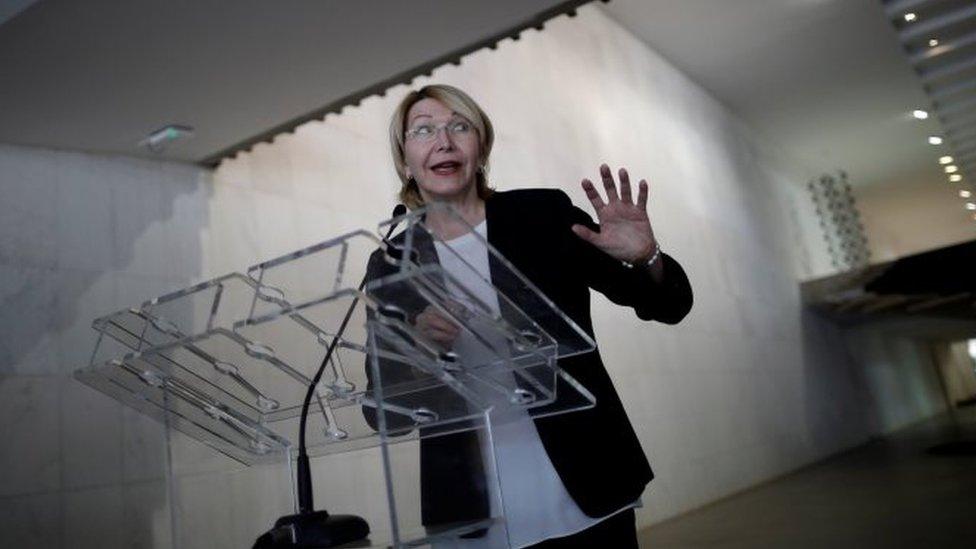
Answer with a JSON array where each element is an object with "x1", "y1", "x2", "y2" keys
[{"x1": 255, "y1": 204, "x2": 408, "y2": 549}]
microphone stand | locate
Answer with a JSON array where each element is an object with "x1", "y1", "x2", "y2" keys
[{"x1": 255, "y1": 204, "x2": 408, "y2": 549}]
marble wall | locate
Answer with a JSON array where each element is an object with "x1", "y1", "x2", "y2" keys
[
  {"x1": 0, "y1": 4, "x2": 950, "y2": 547},
  {"x1": 0, "y1": 145, "x2": 206, "y2": 547}
]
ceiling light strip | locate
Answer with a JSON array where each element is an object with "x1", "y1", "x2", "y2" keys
[
  {"x1": 909, "y1": 30, "x2": 976, "y2": 64},
  {"x1": 883, "y1": 0, "x2": 938, "y2": 19},
  {"x1": 897, "y1": 3, "x2": 976, "y2": 42}
]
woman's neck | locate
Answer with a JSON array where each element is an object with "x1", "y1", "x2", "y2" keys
[{"x1": 423, "y1": 190, "x2": 486, "y2": 241}]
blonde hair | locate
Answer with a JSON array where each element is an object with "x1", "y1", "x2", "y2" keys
[{"x1": 389, "y1": 84, "x2": 495, "y2": 209}]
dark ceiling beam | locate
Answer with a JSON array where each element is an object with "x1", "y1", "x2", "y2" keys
[
  {"x1": 833, "y1": 293, "x2": 875, "y2": 313},
  {"x1": 201, "y1": 0, "x2": 601, "y2": 168},
  {"x1": 951, "y1": 134, "x2": 976, "y2": 151},
  {"x1": 860, "y1": 294, "x2": 914, "y2": 314},
  {"x1": 941, "y1": 110, "x2": 976, "y2": 132},
  {"x1": 946, "y1": 126, "x2": 976, "y2": 142},
  {"x1": 919, "y1": 52, "x2": 976, "y2": 83},
  {"x1": 952, "y1": 156, "x2": 976, "y2": 175},
  {"x1": 929, "y1": 76, "x2": 976, "y2": 101},
  {"x1": 938, "y1": 96, "x2": 976, "y2": 119},
  {"x1": 905, "y1": 292, "x2": 972, "y2": 312},
  {"x1": 957, "y1": 147, "x2": 976, "y2": 160},
  {"x1": 897, "y1": 3, "x2": 976, "y2": 43}
]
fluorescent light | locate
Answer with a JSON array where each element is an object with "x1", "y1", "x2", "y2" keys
[
  {"x1": 950, "y1": 174, "x2": 963, "y2": 182},
  {"x1": 904, "y1": 13, "x2": 917, "y2": 22},
  {"x1": 940, "y1": 156, "x2": 954, "y2": 164},
  {"x1": 946, "y1": 165, "x2": 959, "y2": 173},
  {"x1": 912, "y1": 109, "x2": 929, "y2": 119},
  {"x1": 961, "y1": 190, "x2": 972, "y2": 198},
  {"x1": 139, "y1": 124, "x2": 194, "y2": 153},
  {"x1": 929, "y1": 39, "x2": 939, "y2": 47},
  {"x1": 966, "y1": 202, "x2": 976, "y2": 211},
  {"x1": 929, "y1": 136, "x2": 943, "y2": 145}
]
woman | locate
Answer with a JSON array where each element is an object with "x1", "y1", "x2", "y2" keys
[{"x1": 366, "y1": 84, "x2": 692, "y2": 548}]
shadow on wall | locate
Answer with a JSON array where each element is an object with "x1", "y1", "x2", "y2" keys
[
  {"x1": 800, "y1": 309, "x2": 880, "y2": 455},
  {"x1": 0, "y1": 143, "x2": 213, "y2": 548}
]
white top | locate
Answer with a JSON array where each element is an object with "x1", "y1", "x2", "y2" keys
[{"x1": 431, "y1": 220, "x2": 636, "y2": 548}]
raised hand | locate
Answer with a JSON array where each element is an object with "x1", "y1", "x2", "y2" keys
[{"x1": 572, "y1": 164, "x2": 658, "y2": 265}]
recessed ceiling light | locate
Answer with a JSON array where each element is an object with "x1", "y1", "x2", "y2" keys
[
  {"x1": 961, "y1": 190, "x2": 972, "y2": 198},
  {"x1": 940, "y1": 156, "x2": 954, "y2": 164},
  {"x1": 946, "y1": 165, "x2": 959, "y2": 173},
  {"x1": 950, "y1": 174, "x2": 963, "y2": 182},
  {"x1": 929, "y1": 136, "x2": 944, "y2": 145},
  {"x1": 928, "y1": 39, "x2": 939, "y2": 47},
  {"x1": 904, "y1": 13, "x2": 917, "y2": 22},
  {"x1": 966, "y1": 202, "x2": 976, "y2": 211},
  {"x1": 912, "y1": 109, "x2": 929, "y2": 119}
]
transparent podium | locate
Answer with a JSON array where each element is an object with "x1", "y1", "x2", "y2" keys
[{"x1": 74, "y1": 204, "x2": 597, "y2": 548}]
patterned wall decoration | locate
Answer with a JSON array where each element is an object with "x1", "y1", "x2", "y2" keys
[{"x1": 808, "y1": 171, "x2": 871, "y2": 270}]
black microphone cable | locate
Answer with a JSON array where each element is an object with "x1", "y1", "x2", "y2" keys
[
  {"x1": 296, "y1": 203, "x2": 407, "y2": 512},
  {"x1": 255, "y1": 203, "x2": 407, "y2": 549}
]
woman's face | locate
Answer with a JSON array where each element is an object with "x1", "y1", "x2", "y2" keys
[{"x1": 403, "y1": 98, "x2": 481, "y2": 203}]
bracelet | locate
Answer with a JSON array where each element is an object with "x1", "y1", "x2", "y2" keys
[{"x1": 624, "y1": 243, "x2": 661, "y2": 269}]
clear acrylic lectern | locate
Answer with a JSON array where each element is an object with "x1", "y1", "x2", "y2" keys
[{"x1": 74, "y1": 203, "x2": 596, "y2": 548}]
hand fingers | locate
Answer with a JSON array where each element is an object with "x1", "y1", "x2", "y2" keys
[
  {"x1": 637, "y1": 179, "x2": 649, "y2": 209},
  {"x1": 418, "y1": 310, "x2": 459, "y2": 333},
  {"x1": 416, "y1": 312, "x2": 460, "y2": 346},
  {"x1": 580, "y1": 179, "x2": 605, "y2": 212},
  {"x1": 571, "y1": 224, "x2": 601, "y2": 246},
  {"x1": 425, "y1": 328, "x2": 459, "y2": 345},
  {"x1": 618, "y1": 168, "x2": 632, "y2": 204},
  {"x1": 599, "y1": 164, "x2": 619, "y2": 202}
]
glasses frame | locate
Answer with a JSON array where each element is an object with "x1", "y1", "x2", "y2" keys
[{"x1": 405, "y1": 117, "x2": 475, "y2": 142}]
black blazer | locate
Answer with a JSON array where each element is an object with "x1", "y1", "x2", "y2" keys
[{"x1": 363, "y1": 188, "x2": 693, "y2": 525}]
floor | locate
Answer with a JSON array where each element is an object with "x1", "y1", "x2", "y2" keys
[{"x1": 638, "y1": 409, "x2": 976, "y2": 548}]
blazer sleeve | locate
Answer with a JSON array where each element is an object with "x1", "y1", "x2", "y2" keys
[{"x1": 556, "y1": 190, "x2": 693, "y2": 324}]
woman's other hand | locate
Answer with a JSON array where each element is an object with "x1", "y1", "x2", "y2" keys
[
  {"x1": 573, "y1": 164, "x2": 658, "y2": 263},
  {"x1": 415, "y1": 305, "x2": 460, "y2": 349}
]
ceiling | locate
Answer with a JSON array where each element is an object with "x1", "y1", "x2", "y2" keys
[
  {"x1": 0, "y1": 0, "x2": 970, "y2": 196},
  {"x1": 603, "y1": 0, "x2": 972, "y2": 193},
  {"x1": 0, "y1": 0, "x2": 588, "y2": 164},
  {"x1": 883, "y1": 0, "x2": 976, "y2": 186}
]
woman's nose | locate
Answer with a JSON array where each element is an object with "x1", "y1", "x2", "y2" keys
[{"x1": 433, "y1": 128, "x2": 455, "y2": 150}]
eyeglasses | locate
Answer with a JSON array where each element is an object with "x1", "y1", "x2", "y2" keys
[{"x1": 405, "y1": 119, "x2": 474, "y2": 142}]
